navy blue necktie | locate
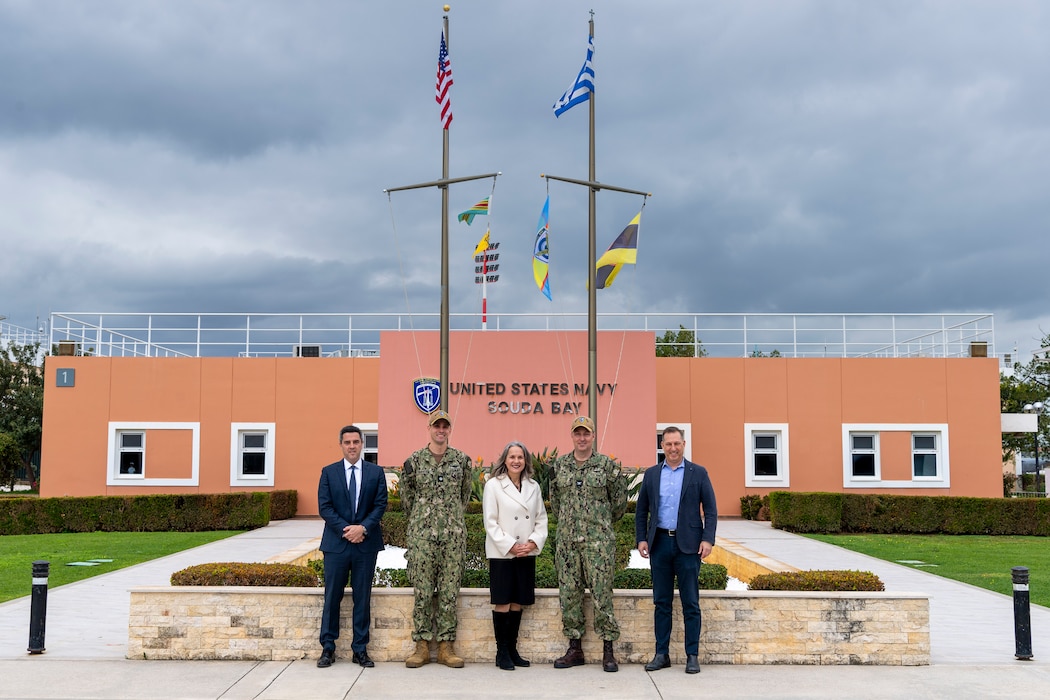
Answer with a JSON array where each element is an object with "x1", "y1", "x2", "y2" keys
[{"x1": 347, "y1": 465, "x2": 357, "y2": 520}]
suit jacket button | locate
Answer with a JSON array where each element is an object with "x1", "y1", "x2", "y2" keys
[{"x1": 514, "y1": 516, "x2": 519, "y2": 520}]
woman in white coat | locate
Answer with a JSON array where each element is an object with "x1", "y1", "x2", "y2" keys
[{"x1": 483, "y1": 441, "x2": 548, "y2": 671}]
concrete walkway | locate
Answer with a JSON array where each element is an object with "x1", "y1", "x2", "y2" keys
[{"x1": 0, "y1": 518, "x2": 1047, "y2": 698}]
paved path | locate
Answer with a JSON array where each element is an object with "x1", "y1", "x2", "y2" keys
[{"x1": 0, "y1": 518, "x2": 1047, "y2": 698}]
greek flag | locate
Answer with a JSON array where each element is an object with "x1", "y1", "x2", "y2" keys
[{"x1": 553, "y1": 34, "x2": 594, "y2": 118}]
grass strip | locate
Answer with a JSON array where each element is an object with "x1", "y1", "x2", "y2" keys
[
  {"x1": 0, "y1": 530, "x2": 242, "y2": 603},
  {"x1": 806, "y1": 533, "x2": 1049, "y2": 608}
]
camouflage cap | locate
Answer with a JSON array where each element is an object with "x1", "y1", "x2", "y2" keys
[
  {"x1": 428, "y1": 409, "x2": 452, "y2": 426},
  {"x1": 570, "y1": 416, "x2": 595, "y2": 433}
]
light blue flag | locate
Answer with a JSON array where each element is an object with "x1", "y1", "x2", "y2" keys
[
  {"x1": 533, "y1": 196, "x2": 552, "y2": 300},
  {"x1": 553, "y1": 34, "x2": 594, "y2": 117}
]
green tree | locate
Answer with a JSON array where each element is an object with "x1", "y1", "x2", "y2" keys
[
  {"x1": 0, "y1": 342, "x2": 45, "y2": 490},
  {"x1": 655, "y1": 325, "x2": 707, "y2": 357},
  {"x1": 1001, "y1": 334, "x2": 1050, "y2": 463},
  {"x1": 749, "y1": 349, "x2": 783, "y2": 357}
]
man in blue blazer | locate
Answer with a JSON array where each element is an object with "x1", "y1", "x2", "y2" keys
[
  {"x1": 316, "y1": 425, "x2": 388, "y2": 668},
  {"x1": 634, "y1": 426, "x2": 717, "y2": 675}
]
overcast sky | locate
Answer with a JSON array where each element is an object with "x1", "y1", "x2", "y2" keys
[{"x1": 2, "y1": 0, "x2": 1049, "y2": 359}]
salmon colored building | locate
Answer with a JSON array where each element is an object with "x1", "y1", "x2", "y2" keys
[{"x1": 39, "y1": 320, "x2": 1004, "y2": 516}]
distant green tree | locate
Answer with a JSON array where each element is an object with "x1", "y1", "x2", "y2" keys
[
  {"x1": 656, "y1": 326, "x2": 707, "y2": 357},
  {"x1": 0, "y1": 342, "x2": 44, "y2": 490},
  {"x1": 0, "y1": 432, "x2": 23, "y2": 491},
  {"x1": 749, "y1": 349, "x2": 783, "y2": 357},
  {"x1": 1001, "y1": 333, "x2": 1050, "y2": 463}
]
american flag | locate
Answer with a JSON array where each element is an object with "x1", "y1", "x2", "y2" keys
[{"x1": 436, "y1": 31, "x2": 453, "y2": 129}]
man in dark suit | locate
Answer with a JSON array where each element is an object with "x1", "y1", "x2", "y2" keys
[
  {"x1": 316, "y1": 425, "x2": 388, "y2": 668},
  {"x1": 634, "y1": 426, "x2": 717, "y2": 675}
]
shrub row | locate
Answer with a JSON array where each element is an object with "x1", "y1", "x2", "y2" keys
[
  {"x1": 171, "y1": 562, "x2": 318, "y2": 587},
  {"x1": 386, "y1": 497, "x2": 638, "y2": 515},
  {"x1": 380, "y1": 512, "x2": 637, "y2": 572},
  {"x1": 304, "y1": 556, "x2": 729, "y2": 590},
  {"x1": 769, "y1": 491, "x2": 1050, "y2": 535},
  {"x1": 0, "y1": 491, "x2": 297, "y2": 535},
  {"x1": 748, "y1": 570, "x2": 884, "y2": 592}
]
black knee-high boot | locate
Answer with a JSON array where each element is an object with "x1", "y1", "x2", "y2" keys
[
  {"x1": 507, "y1": 609, "x2": 530, "y2": 667},
  {"x1": 492, "y1": 611, "x2": 515, "y2": 670}
]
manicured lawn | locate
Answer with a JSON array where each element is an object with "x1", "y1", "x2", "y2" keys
[
  {"x1": 806, "y1": 533, "x2": 1050, "y2": 608},
  {"x1": 0, "y1": 530, "x2": 242, "y2": 603}
]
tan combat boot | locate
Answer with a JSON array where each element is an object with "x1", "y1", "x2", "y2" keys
[
  {"x1": 437, "y1": 641, "x2": 465, "y2": 668},
  {"x1": 405, "y1": 639, "x2": 430, "y2": 668}
]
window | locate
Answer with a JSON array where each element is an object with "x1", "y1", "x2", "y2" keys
[
  {"x1": 107, "y1": 422, "x2": 200, "y2": 487},
  {"x1": 754, "y1": 434, "x2": 778, "y2": 476},
  {"x1": 230, "y1": 423, "x2": 275, "y2": 487},
  {"x1": 118, "y1": 432, "x2": 144, "y2": 477},
  {"x1": 842, "y1": 424, "x2": 949, "y2": 489},
  {"x1": 240, "y1": 433, "x2": 267, "y2": 476},
  {"x1": 745, "y1": 424, "x2": 790, "y2": 487},
  {"x1": 850, "y1": 433, "x2": 879, "y2": 479},
  {"x1": 363, "y1": 431, "x2": 379, "y2": 465},
  {"x1": 912, "y1": 434, "x2": 939, "y2": 478}
]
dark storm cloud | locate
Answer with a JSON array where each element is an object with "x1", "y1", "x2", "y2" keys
[{"x1": 2, "y1": 1, "x2": 1050, "y2": 356}]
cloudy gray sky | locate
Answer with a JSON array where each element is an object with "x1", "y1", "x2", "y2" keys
[{"x1": 2, "y1": 0, "x2": 1048, "y2": 358}]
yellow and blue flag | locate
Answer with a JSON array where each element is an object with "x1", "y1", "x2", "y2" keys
[
  {"x1": 595, "y1": 211, "x2": 640, "y2": 289},
  {"x1": 533, "y1": 196, "x2": 551, "y2": 300}
]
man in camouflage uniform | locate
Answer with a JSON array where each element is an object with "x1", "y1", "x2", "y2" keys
[
  {"x1": 550, "y1": 415, "x2": 628, "y2": 672},
  {"x1": 399, "y1": 409, "x2": 473, "y2": 668}
]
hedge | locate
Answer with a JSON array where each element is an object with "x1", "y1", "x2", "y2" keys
[
  {"x1": 0, "y1": 491, "x2": 297, "y2": 535},
  {"x1": 305, "y1": 555, "x2": 729, "y2": 590},
  {"x1": 171, "y1": 562, "x2": 318, "y2": 587},
  {"x1": 381, "y1": 511, "x2": 636, "y2": 572},
  {"x1": 770, "y1": 491, "x2": 1050, "y2": 535},
  {"x1": 748, "y1": 570, "x2": 884, "y2": 592}
]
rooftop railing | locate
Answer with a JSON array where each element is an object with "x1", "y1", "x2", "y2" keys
[{"x1": 47, "y1": 312, "x2": 996, "y2": 360}]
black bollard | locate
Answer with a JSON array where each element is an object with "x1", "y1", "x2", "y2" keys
[
  {"x1": 1012, "y1": 566, "x2": 1033, "y2": 660},
  {"x1": 28, "y1": 560, "x2": 49, "y2": 654}
]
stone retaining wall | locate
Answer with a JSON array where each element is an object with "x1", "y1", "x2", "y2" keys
[{"x1": 128, "y1": 587, "x2": 929, "y2": 665}]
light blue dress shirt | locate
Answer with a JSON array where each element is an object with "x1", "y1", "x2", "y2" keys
[{"x1": 656, "y1": 460, "x2": 685, "y2": 530}]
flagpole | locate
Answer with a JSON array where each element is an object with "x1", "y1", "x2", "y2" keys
[
  {"x1": 586, "y1": 14, "x2": 598, "y2": 423},
  {"x1": 440, "y1": 11, "x2": 452, "y2": 410},
  {"x1": 482, "y1": 245, "x2": 488, "y2": 330},
  {"x1": 544, "y1": 12, "x2": 651, "y2": 430},
  {"x1": 384, "y1": 8, "x2": 500, "y2": 413}
]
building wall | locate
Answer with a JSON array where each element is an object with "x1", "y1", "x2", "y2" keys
[
  {"x1": 656, "y1": 357, "x2": 1003, "y2": 512},
  {"x1": 41, "y1": 333, "x2": 1003, "y2": 515}
]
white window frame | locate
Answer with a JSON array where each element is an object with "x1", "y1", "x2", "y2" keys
[
  {"x1": 116, "y1": 431, "x2": 145, "y2": 479},
  {"x1": 744, "y1": 423, "x2": 790, "y2": 487},
  {"x1": 841, "y1": 424, "x2": 950, "y2": 489},
  {"x1": 656, "y1": 422, "x2": 693, "y2": 466},
  {"x1": 106, "y1": 422, "x2": 200, "y2": 486},
  {"x1": 230, "y1": 422, "x2": 276, "y2": 487},
  {"x1": 848, "y1": 432, "x2": 880, "y2": 482},
  {"x1": 912, "y1": 433, "x2": 940, "y2": 480},
  {"x1": 356, "y1": 422, "x2": 379, "y2": 466}
]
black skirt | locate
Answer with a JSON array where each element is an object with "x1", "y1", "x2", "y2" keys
[{"x1": 488, "y1": 556, "x2": 537, "y2": 606}]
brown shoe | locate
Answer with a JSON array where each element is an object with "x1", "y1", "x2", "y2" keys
[
  {"x1": 602, "y1": 640, "x2": 618, "y2": 673},
  {"x1": 553, "y1": 638, "x2": 585, "y2": 668},
  {"x1": 405, "y1": 639, "x2": 430, "y2": 668},
  {"x1": 437, "y1": 641, "x2": 465, "y2": 668}
]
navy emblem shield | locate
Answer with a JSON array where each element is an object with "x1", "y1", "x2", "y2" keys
[{"x1": 413, "y1": 377, "x2": 441, "y2": 414}]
